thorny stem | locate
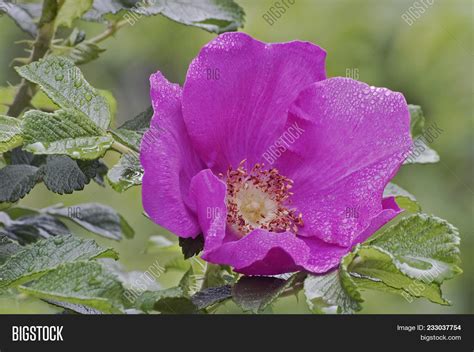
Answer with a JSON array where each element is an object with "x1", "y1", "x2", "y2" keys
[
  {"x1": 7, "y1": 2, "x2": 128, "y2": 118},
  {"x1": 7, "y1": 0, "x2": 58, "y2": 117}
]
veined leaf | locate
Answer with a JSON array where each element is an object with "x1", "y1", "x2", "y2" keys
[
  {"x1": 0, "y1": 1, "x2": 38, "y2": 37},
  {"x1": 191, "y1": 285, "x2": 232, "y2": 310},
  {"x1": 110, "y1": 106, "x2": 153, "y2": 151},
  {"x1": 347, "y1": 246, "x2": 449, "y2": 305},
  {"x1": 19, "y1": 261, "x2": 125, "y2": 313},
  {"x1": 16, "y1": 56, "x2": 111, "y2": 130},
  {"x1": 368, "y1": 214, "x2": 461, "y2": 284},
  {"x1": 41, "y1": 156, "x2": 106, "y2": 194},
  {"x1": 0, "y1": 212, "x2": 69, "y2": 244},
  {"x1": 404, "y1": 104, "x2": 441, "y2": 164},
  {"x1": 0, "y1": 115, "x2": 23, "y2": 153},
  {"x1": 0, "y1": 165, "x2": 41, "y2": 203},
  {"x1": 0, "y1": 234, "x2": 118, "y2": 288},
  {"x1": 136, "y1": 286, "x2": 198, "y2": 314},
  {"x1": 22, "y1": 109, "x2": 113, "y2": 160},
  {"x1": 383, "y1": 182, "x2": 421, "y2": 213},
  {"x1": 44, "y1": 203, "x2": 134, "y2": 240},
  {"x1": 304, "y1": 270, "x2": 363, "y2": 314},
  {"x1": 0, "y1": 235, "x2": 21, "y2": 265},
  {"x1": 55, "y1": 0, "x2": 93, "y2": 29},
  {"x1": 107, "y1": 153, "x2": 143, "y2": 192},
  {"x1": 232, "y1": 275, "x2": 295, "y2": 313},
  {"x1": 84, "y1": 0, "x2": 245, "y2": 34}
]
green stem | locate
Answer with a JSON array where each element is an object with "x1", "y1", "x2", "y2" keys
[
  {"x1": 88, "y1": 20, "x2": 129, "y2": 44},
  {"x1": 111, "y1": 141, "x2": 136, "y2": 155}
]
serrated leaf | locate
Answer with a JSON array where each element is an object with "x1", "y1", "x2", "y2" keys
[
  {"x1": 110, "y1": 106, "x2": 153, "y2": 151},
  {"x1": 54, "y1": 41, "x2": 106, "y2": 66},
  {"x1": 84, "y1": 0, "x2": 245, "y2": 34},
  {"x1": 368, "y1": 214, "x2": 461, "y2": 284},
  {"x1": 0, "y1": 1, "x2": 38, "y2": 37},
  {"x1": 304, "y1": 270, "x2": 363, "y2": 314},
  {"x1": 0, "y1": 234, "x2": 118, "y2": 288},
  {"x1": 22, "y1": 109, "x2": 113, "y2": 160},
  {"x1": 0, "y1": 165, "x2": 41, "y2": 203},
  {"x1": 383, "y1": 182, "x2": 421, "y2": 213},
  {"x1": 43, "y1": 299, "x2": 103, "y2": 314},
  {"x1": 232, "y1": 275, "x2": 295, "y2": 313},
  {"x1": 347, "y1": 246, "x2": 449, "y2": 305},
  {"x1": 191, "y1": 285, "x2": 232, "y2": 310},
  {"x1": 44, "y1": 203, "x2": 134, "y2": 240},
  {"x1": 19, "y1": 261, "x2": 125, "y2": 313},
  {"x1": 136, "y1": 286, "x2": 198, "y2": 314},
  {"x1": 16, "y1": 56, "x2": 111, "y2": 130},
  {"x1": 178, "y1": 234, "x2": 204, "y2": 259},
  {"x1": 55, "y1": 0, "x2": 93, "y2": 29},
  {"x1": 107, "y1": 153, "x2": 143, "y2": 192},
  {"x1": 0, "y1": 234, "x2": 21, "y2": 265},
  {"x1": 41, "y1": 155, "x2": 95, "y2": 194},
  {"x1": 0, "y1": 213, "x2": 69, "y2": 244},
  {"x1": 0, "y1": 115, "x2": 23, "y2": 153}
]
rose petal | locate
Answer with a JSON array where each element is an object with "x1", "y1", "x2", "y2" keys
[
  {"x1": 275, "y1": 78, "x2": 412, "y2": 246},
  {"x1": 140, "y1": 72, "x2": 205, "y2": 237},
  {"x1": 183, "y1": 32, "x2": 326, "y2": 173}
]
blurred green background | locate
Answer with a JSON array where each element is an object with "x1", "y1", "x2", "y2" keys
[{"x1": 0, "y1": 0, "x2": 472, "y2": 313}]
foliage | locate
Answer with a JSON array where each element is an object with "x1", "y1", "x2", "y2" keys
[{"x1": 0, "y1": 0, "x2": 462, "y2": 314}]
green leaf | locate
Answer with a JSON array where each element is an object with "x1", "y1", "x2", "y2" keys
[
  {"x1": 179, "y1": 234, "x2": 204, "y2": 259},
  {"x1": 16, "y1": 56, "x2": 111, "y2": 130},
  {"x1": 0, "y1": 86, "x2": 16, "y2": 114},
  {"x1": 0, "y1": 1, "x2": 38, "y2": 37},
  {"x1": 347, "y1": 246, "x2": 449, "y2": 305},
  {"x1": 0, "y1": 165, "x2": 41, "y2": 203},
  {"x1": 107, "y1": 153, "x2": 143, "y2": 192},
  {"x1": 41, "y1": 155, "x2": 99, "y2": 194},
  {"x1": 368, "y1": 214, "x2": 461, "y2": 284},
  {"x1": 145, "y1": 235, "x2": 175, "y2": 254},
  {"x1": 0, "y1": 115, "x2": 23, "y2": 153},
  {"x1": 19, "y1": 261, "x2": 125, "y2": 313},
  {"x1": 0, "y1": 235, "x2": 21, "y2": 265},
  {"x1": 136, "y1": 286, "x2": 198, "y2": 314},
  {"x1": 232, "y1": 275, "x2": 295, "y2": 313},
  {"x1": 55, "y1": 0, "x2": 93, "y2": 29},
  {"x1": 53, "y1": 42, "x2": 106, "y2": 66},
  {"x1": 0, "y1": 212, "x2": 69, "y2": 244},
  {"x1": 156, "y1": 0, "x2": 245, "y2": 33},
  {"x1": 22, "y1": 109, "x2": 113, "y2": 160},
  {"x1": 404, "y1": 104, "x2": 440, "y2": 164},
  {"x1": 44, "y1": 203, "x2": 134, "y2": 240},
  {"x1": 43, "y1": 299, "x2": 103, "y2": 314},
  {"x1": 403, "y1": 141, "x2": 440, "y2": 164},
  {"x1": 304, "y1": 270, "x2": 363, "y2": 314},
  {"x1": 191, "y1": 285, "x2": 232, "y2": 310},
  {"x1": 110, "y1": 106, "x2": 153, "y2": 151},
  {"x1": 383, "y1": 182, "x2": 421, "y2": 213},
  {"x1": 0, "y1": 234, "x2": 118, "y2": 288},
  {"x1": 84, "y1": 0, "x2": 245, "y2": 34}
]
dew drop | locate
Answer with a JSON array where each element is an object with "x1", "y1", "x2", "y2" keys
[{"x1": 55, "y1": 73, "x2": 64, "y2": 81}]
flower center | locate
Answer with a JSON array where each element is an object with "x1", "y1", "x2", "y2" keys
[{"x1": 222, "y1": 160, "x2": 303, "y2": 236}]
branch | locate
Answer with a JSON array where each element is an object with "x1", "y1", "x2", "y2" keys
[
  {"x1": 88, "y1": 20, "x2": 129, "y2": 45},
  {"x1": 7, "y1": 0, "x2": 59, "y2": 117}
]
